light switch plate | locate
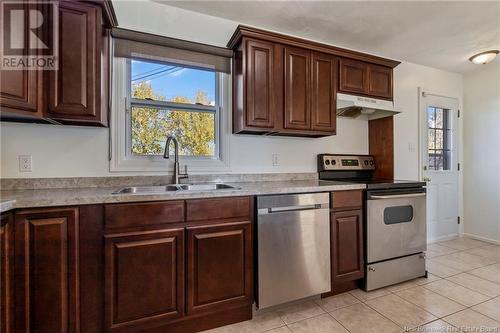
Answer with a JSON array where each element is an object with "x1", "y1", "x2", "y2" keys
[
  {"x1": 272, "y1": 153, "x2": 279, "y2": 166},
  {"x1": 19, "y1": 155, "x2": 32, "y2": 172}
]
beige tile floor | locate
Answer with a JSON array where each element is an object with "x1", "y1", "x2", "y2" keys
[{"x1": 204, "y1": 237, "x2": 500, "y2": 333}]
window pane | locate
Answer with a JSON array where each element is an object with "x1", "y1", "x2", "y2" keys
[
  {"x1": 427, "y1": 107, "x2": 436, "y2": 128},
  {"x1": 131, "y1": 59, "x2": 216, "y2": 106},
  {"x1": 435, "y1": 108, "x2": 443, "y2": 128},
  {"x1": 443, "y1": 150, "x2": 451, "y2": 170},
  {"x1": 131, "y1": 106, "x2": 215, "y2": 157},
  {"x1": 435, "y1": 129, "x2": 443, "y2": 149},
  {"x1": 428, "y1": 129, "x2": 436, "y2": 149},
  {"x1": 428, "y1": 154, "x2": 436, "y2": 170}
]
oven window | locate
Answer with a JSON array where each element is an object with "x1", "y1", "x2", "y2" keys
[{"x1": 384, "y1": 206, "x2": 414, "y2": 224}]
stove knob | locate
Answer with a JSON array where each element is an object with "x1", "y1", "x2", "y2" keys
[
  {"x1": 364, "y1": 160, "x2": 369, "y2": 166},
  {"x1": 325, "y1": 160, "x2": 330, "y2": 165},
  {"x1": 331, "y1": 160, "x2": 336, "y2": 165},
  {"x1": 370, "y1": 160, "x2": 374, "y2": 166}
]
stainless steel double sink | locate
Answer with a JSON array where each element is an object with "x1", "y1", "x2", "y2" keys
[{"x1": 113, "y1": 183, "x2": 237, "y2": 194}]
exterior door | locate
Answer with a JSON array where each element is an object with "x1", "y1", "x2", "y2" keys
[{"x1": 421, "y1": 92, "x2": 459, "y2": 241}]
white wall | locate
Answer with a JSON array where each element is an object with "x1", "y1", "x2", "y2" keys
[
  {"x1": 0, "y1": 1, "x2": 463, "y2": 178},
  {"x1": 463, "y1": 61, "x2": 500, "y2": 244}
]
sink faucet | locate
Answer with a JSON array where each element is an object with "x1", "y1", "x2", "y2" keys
[{"x1": 163, "y1": 136, "x2": 188, "y2": 185}]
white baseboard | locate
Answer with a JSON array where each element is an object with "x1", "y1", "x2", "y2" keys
[
  {"x1": 428, "y1": 234, "x2": 459, "y2": 244},
  {"x1": 462, "y1": 233, "x2": 500, "y2": 246}
]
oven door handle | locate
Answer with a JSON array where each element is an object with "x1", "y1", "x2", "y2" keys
[{"x1": 370, "y1": 193, "x2": 426, "y2": 200}]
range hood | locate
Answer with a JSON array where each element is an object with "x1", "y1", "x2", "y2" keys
[{"x1": 337, "y1": 93, "x2": 401, "y2": 120}]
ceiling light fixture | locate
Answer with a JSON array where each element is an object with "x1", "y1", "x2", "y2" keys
[{"x1": 469, "y1": 50, "x2": 499, "y2": 64}]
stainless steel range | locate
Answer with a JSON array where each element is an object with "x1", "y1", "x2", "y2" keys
[{"x1": 318, "y1": 154, "x2": 427, "y2": 291}]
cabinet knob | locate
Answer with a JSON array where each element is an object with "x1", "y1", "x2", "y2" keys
[{"x1": 368, "y1": 266, "x2": 376, "y2": 272}]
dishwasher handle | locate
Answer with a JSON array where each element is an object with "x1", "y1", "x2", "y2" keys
[{"x1": 258, "y1": 203, "x2": 327, "y2": 215}]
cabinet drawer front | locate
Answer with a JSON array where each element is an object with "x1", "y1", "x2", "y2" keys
[
  {"x1": 186, "y1": 197, "x2": 251, "y2": 222},
  {"x1": 186, "y1": 221, "x2": 252, "y2": 314},
  {"x1": 105, "y1": 229, "x2": 184, "y2": 331},
  {"x1": 331, "y1": 190, "x2": 363, "y2": 210},
  {"x1": 105, "y1": 201, "x2": 185, "y2": 229}
]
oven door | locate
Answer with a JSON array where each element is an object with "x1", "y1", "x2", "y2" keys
[{"x1": 366, "y1": 189, "x2": 426, "y2": 263}]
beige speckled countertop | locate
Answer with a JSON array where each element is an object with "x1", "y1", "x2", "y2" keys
[{"x1": 0, "y1": 180, "x2": 365, "y2": 213}]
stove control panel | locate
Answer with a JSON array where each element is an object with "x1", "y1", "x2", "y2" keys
[{"x1": 319, "y1": 154, "x2": 375, "y2": 171}]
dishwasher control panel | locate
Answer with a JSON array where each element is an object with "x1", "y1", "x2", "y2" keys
[{"x1": 318, "y1": 154, "x2": 375, "y2": 171}]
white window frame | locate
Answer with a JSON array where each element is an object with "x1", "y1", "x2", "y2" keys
[{"x1": 110, "y1": 57, "x2": 231, "y2": 173}]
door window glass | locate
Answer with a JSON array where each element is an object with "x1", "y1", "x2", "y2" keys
[{"x1": 427, "y1": 107, "x2": 451, "y2": 170}]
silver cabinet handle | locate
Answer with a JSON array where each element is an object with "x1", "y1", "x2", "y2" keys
[{"x1": 370, "y1": 193, "x2": 426, "y2": 200}]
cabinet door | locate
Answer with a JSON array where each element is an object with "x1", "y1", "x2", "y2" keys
[
  {"x1": 1, "y1": 213, "x2": 14, "y2": 333},
  {"x1": 186, "y1": 221, "x2": 252, "y2": 315},
  {"x1": 339, "y1": 58, "x2": 368, "y2": 95},
  {"x1": 14, "y1": 207, "x2": 80, "y2": 333},
  {"x1": 0, "y1": 2, "x2": 42, "y2": 118},
  {"x1": 311, "y1": 52, "x2": 337, "y2": 133},
  {"x1": 47, "y1": 1, "x2": 106, "y2": 126},
  {"x1": 104, "y1": 228, "x2": 184, "y2": 332},
  {"x1": 367, "y1": 64, "x2": 393, "y2": 99},
  {"x1": 331, "y1": 210, "x2": 364, "y2": 283},
  {"x1": 245, "y1": 39, "x2": 275, "y2": 129},
  {"x1": 284, "y1": 46, "x2": 311, "y2": 130}
]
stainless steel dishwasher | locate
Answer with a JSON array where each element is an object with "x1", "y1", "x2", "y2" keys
[{"x1": 257, "y1": 193, "x2": 331, "y2": 309}]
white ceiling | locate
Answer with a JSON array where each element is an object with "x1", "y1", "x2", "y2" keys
[{"x1": 159, "y1": 1, "x2": 500, "y2": 74}]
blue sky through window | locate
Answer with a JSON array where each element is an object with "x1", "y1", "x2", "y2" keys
[{"x1": 131, "y1": 59, "x2": 216, "y2": 104}]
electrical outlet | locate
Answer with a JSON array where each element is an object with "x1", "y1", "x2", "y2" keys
[
  {"x1": 19, "y1": 155, "x2": 32, "y2": 172},
  {"x1": 272, "y1": 153, "x2": 279, "y2": 166}
]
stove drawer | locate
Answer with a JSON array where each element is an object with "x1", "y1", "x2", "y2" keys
[{"x1": 365, "y1": 253, "x2": 426, "y2": 291}]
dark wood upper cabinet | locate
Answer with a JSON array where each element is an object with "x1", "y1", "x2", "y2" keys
[
  {"x1": 0, "y1": 2, "x2": 43, "y2": 119},
  {"x1": 339, "y1": 58, "x2": 368, "y2": 95},
  {"x1": 14, "y1": 207, "x2": 80, "y2": 333},
  {"x1": 1, "y1": 213, "x2": 14, "y2": 333},
  {"x1": 244, "y1": 39, "x2": 276, "y2": 130},
  {"x1": 340, "y1": 58, "x2": 394, "y2": 100},
  {"x1": 367, "y1": 64, "x2": 393, "y2": 99},
  {"x1": 0, "y1": 0, "x2": 115, "y2": 126},
  {"x1": 104, "y1": 228, "x2": 184, "y2": 332},
  {"x1": 229, "y1": 26, "x2": 398, "y2": 137},
  {"x1": 311, "y1": 52, "x2": 337, "y2": 133},
  {"x1": 46, "y1": 1, "x2": 106, "y2": 126},
  {"x1": 186, "y1": 221, "x2": 252, "y2": 315},
  {"x1": 284, "y1": 46, "x2": 311, "y2": 131}
]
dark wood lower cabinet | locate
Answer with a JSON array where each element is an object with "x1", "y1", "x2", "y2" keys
[
  {"x1": 324, "y1": 191, "x2": 365, "y2": 297},
  {"x1": 104, "y1": 228, "x2": 184, "y2": 332},
  {"x1": 331, "y1": 210, "x2": 364, "y2": 283},
  {"x1": 14, "y1": 207, "x2": 80, "y2": 333},
  {"x1": 7, "y1": 197, "x2": 253, "y2": 333},
  {"x1": 1, "y1": 213, "x2": 14, "y2": 333},
  {"x1": 186, "y1": 221, "x2": 252, "y2": 315}
]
